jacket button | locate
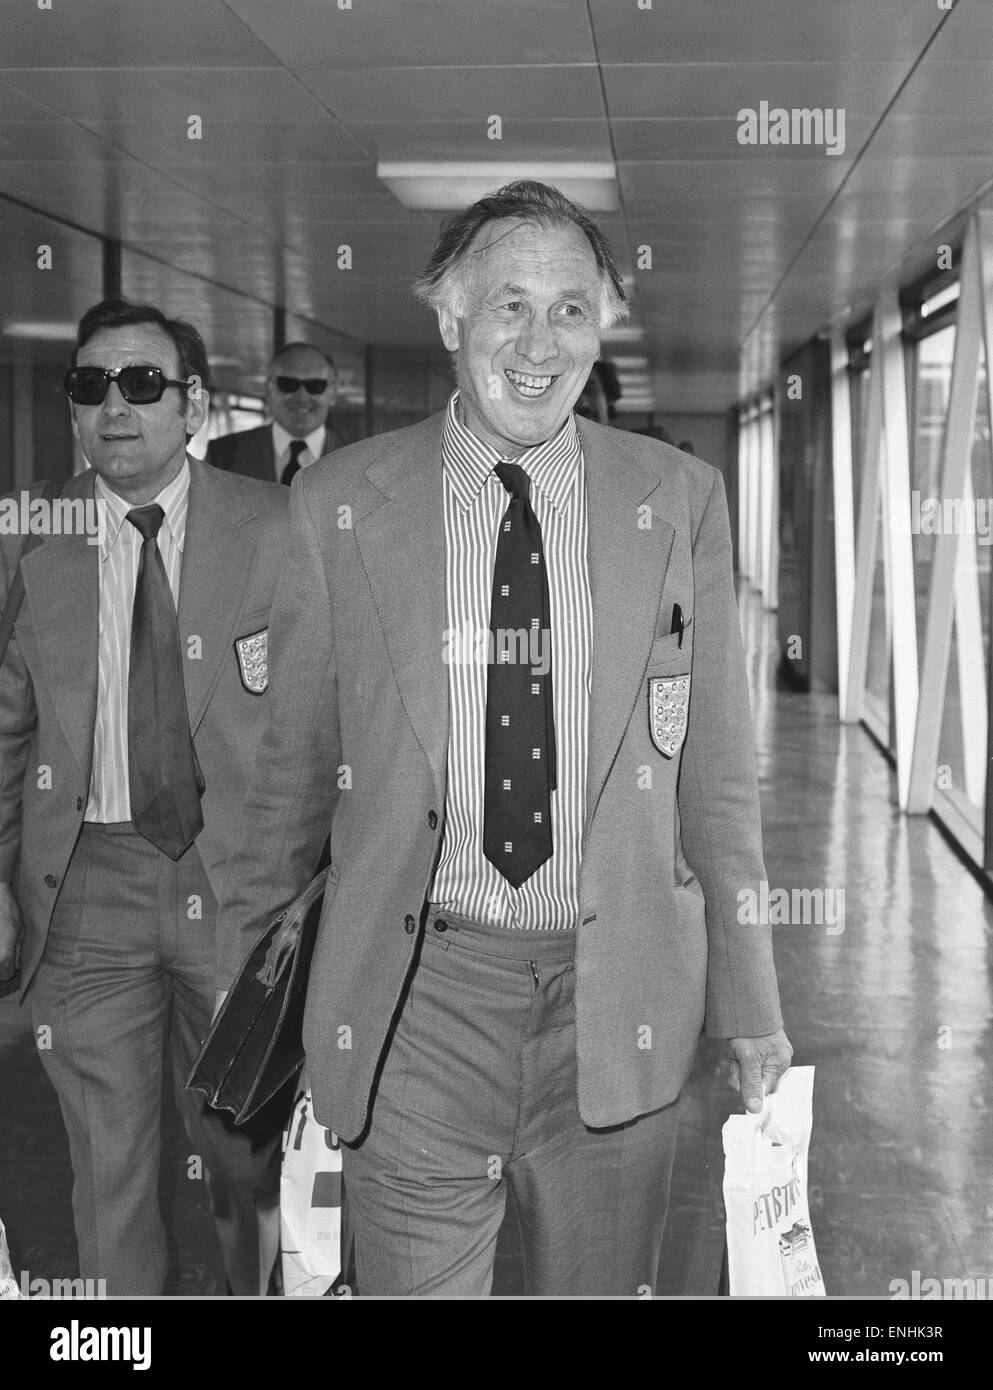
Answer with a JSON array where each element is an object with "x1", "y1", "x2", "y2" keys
[
  {"x1": 75, "y1": 797, "x2": 83, "y2": 812},
  {"x1": 403, "y1": 914, "x2": 416, "y2": 934},
  {"x1": 44, "y1": 874, "x2": 57, "y2": 889},
  {"x1": 428, "y1": 810, "x2": 438, "y2": 830}
]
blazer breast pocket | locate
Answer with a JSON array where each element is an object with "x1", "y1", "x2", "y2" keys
[{"x1": 645, "y1": 618, "x2": 693, "y2": 673}]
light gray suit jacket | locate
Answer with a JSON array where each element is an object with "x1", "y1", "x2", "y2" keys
[
  {"x1": 215, "y1": 412, "x2": 783, "y2": 1141},
  {"x1": 0, "y1": 459, "x2": 289, "y2": 996}
]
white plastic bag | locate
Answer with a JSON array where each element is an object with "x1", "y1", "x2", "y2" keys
[
  {"x1": 279, "y1": 1083, "x2": 343, "y2": 1297},
  {"x1": 0, "y1": 1217, "x2": 20, "y2": 1299},
  {"x1": 722, "y1": 1065, "x2": 826, "y2": 1296}
]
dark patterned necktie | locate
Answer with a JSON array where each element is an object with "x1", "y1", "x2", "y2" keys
[
  {"x1": 126, "y1": 504, "x2": 203, "y2": 860},
  {"x1": 483, "y1": 460, "x2": 556, "y2": 887},
  {"x1": 280, "y1": 438, "x2": 307, "y2": 486}
]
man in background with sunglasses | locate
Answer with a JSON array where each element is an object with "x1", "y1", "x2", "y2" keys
[
  {"x1": 207, "y1": 342, "x2": 337, "y2": 485},
  {"x1": 0, "y1": 297, "x2": 289, "y2": 1296}
]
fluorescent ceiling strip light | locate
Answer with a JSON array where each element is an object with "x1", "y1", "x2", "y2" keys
[
  {"x1": 600, "y1": 326, "x2": 645, "y2": 343},
  {"x1": 3, "y1": 320, "x2": 77, "y2": 340},
  {"x1": 920, "y1": 282, "x2": 960, "y2": 319},
  {"x1": 377, "y1": 161, "x2": 618, "y2": 211}
]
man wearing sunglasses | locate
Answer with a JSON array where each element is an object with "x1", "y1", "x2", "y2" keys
[
  {"x1": 207, "y1": 343, "x2": 337, "y2": 485},
  {"x1": 0, "y1": 297, "x2": 289, "y2": 1296}
]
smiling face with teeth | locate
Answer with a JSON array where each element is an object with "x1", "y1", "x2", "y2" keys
[{"x1": 437, "y1": 218, "x2": 602, "y2": 457}]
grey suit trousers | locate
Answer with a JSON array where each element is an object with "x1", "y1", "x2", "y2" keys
[
  {"x1": 29, "y1": 823, "x2": 281, "y2": 1295},
  {"x1": 342, "y1": 907, "x2": 681, "y2": 1296}
]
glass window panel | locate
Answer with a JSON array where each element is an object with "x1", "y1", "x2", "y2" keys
[
  {"x1": 911, "y1": 325, "x2": 957, "y2": 662},
  {"x1": 366, "y1": 345, "x2": 453, "y2": 437},
  {"x1": 937, "y1": 617, "x2": 968, "y2": 812},
  {"x1": 865, "y1": 490, "x2": 890, "y2": 735},
  {"x1": 0, "y1": 204, "x2": 104, "y2": 486},
  {"x1": 850, "y1": 363, "x2": 870, "y2": 524},
  {"x1": 973, "y1": 349, "x2": 991, "y2": 711},
  {"x1": 935, "y1": 342, "x2": 989, "y2": 832}
]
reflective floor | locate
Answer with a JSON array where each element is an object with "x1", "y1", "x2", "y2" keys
[{"x1": 2, "y1": 589, "x2": 991, "y2": 1296}]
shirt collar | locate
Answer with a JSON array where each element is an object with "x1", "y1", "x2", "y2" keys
[
  {"x1": 94, "y1": 458, "x2": 190, "y2": 563},
  {"x1": 441, "y1": 390, "x2": 582, "y2": 514},
  {"x1": 272, "y1": 421, "x2": 326, "y2": 464}
]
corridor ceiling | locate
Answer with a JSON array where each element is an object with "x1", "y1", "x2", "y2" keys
[{"x1": 1, "y1": 0, "x2": 991, "y2": 410}]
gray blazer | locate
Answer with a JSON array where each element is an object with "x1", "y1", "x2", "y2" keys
[
  {"x1": 0, "y1": 459, "x2": 289, "y2": 996},
  {"x1": 215, "y1": 411, "x2": 783, "y2": 1141}
]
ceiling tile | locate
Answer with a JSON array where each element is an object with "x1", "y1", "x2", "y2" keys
[
  {"x1": 888, "y1": 61, "x2": 993, "y2": 117},
  {"x1": 1, "y1": 1, "x2": 991, "y2": 412},
  {"x1": 80, "y1": 119, "x2": 370, "y2": 166},
  {"x1": 0, "y1": 0, "x2": 278, "y2": 68},
  {"x1": 602, "y1": 61, "x2": 912, "y2": 120},
  {"x1": 590, "y1": 0, "x2": 943, "y2": 63},
  {"x1": 2, "y1": 68, "x2": 330, "y2": 123},
  {"x1": 225, "y1": 0, "x2": 595, "y2": 68},
  {"x1": 924, "y1": 0, "x2": 993, "y2": 61},
  {"x1": 299, "y1": 65, "x2": 604, "y2": 123}
]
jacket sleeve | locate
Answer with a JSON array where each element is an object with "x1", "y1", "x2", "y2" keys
[
  {"x1": 213, "y1": 478, "x2": 342, "y2": 988},
  {"x1": 0, "y1": 541, "x2": 36, "y2": 885},
  {"x1": 677, "y1": 468, "x2": 784, "y2": 1039}
]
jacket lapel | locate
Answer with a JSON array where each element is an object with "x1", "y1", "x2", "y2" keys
[
  {"x1": 178, "y1": 458, "x2": 259, "y2": 732},
  {"x1": 353, "y1": 416, "x2": 449, "y2": 807},
  {"x1": 19, "y1": 472, "x2": 99, "y2": 782},
  {"x1": 581, "y1": 420, "x2": 676, "y2": 827}
]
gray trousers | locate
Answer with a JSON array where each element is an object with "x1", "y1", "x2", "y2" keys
[
  {"x1": 343, "y1": 906, "x2": 680, "y2": 1296},
  {"x1": 29, "y1": 823, "x2": 281, "y2": 1296}
]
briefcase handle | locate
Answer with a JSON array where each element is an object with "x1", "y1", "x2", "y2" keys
[{"x1": 253, "y1": 868, "x2": 332, "y2": 991}]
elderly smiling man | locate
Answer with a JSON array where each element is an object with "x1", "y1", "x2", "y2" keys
[{"x1": 215, "y1": 180, "x2": 792, "y2": 1296}]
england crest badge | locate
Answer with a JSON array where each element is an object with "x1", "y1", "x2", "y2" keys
[
  {"x1": 235, "y1": 628, "x2": 268, "y2": 695},
  {"x1": 649, "y1": 675, "x2": 689, "y2": 757}
]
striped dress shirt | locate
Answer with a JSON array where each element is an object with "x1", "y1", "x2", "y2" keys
[
  {"x1": 85, "y1": 462, "x2": 189, "y2": 823},
  {"x1": 431, "y1": 391, "x2": 592, "y2": 930}
]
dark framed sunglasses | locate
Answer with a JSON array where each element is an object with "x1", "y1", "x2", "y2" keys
[
  {"x1": 273, "y1": 375, "x2": 331, "y2": 396},
  {"x1": 63, "y1": 365, "x2": 192, "y2": 406}
]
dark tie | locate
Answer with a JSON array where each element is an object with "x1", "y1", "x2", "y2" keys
[
  {"x1": 483, "y1": 461, "x2": 556, "y2": 887},
  {"x1": 280, "y1": 438, "x2": 307, "y2": 486},
  {"x1": 126, "y1": 504, "x2": 203, "y2": 860}
]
